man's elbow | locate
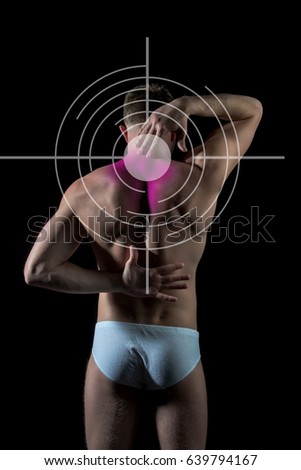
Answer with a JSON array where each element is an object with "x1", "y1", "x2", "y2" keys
[
  {"x1": 24, "y1": 261, "x2": 48, "y2": 286},
  {"x1": 250, "y1": 97, "x2": 263, "y2": 120}
]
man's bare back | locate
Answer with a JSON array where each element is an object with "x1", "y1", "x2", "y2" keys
[{"x1": 72, "y1": 158, "x2": 213, "y2": 329}]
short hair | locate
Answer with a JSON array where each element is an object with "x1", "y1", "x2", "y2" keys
[{"x1": 123, "y1": 83, "x2": 173, "y2": 128}]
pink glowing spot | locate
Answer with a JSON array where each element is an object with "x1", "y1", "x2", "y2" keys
[{"x1": 124, "y1": 135, "x2": 171, "y2": 182}]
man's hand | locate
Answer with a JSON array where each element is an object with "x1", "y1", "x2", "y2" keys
[
  {"x1": 136, "y1": 98, "x2": 189, "y2": 154},
  {"x1": 122, "y1": 246, "x2": 190, "y2": 302}
]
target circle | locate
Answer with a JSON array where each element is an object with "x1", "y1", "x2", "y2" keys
[{"x1": 54, "y1": 66, "x2": 240, "y2": 250}]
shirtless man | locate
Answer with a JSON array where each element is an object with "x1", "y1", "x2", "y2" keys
[{"x1": 24, "y1": 84, "x2": 262, "y2": 449}]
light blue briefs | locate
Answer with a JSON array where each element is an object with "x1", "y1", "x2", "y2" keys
[{"x1": 92, "y1": 321, "x2": 201, "y2": 390}]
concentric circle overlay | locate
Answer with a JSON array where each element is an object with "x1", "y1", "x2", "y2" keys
[
  {"x1": 55, "y1": 65, "x2": 240, "y2": 249},
  {"x1": 123, "y1": 135, "x2": 171, "y2": 181}
]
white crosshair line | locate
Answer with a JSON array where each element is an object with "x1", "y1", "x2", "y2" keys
[
  {"x1": 145, "y1": 215, "x2": 150, "y2": 295},
  {"x1": 0, "y1": 156, "x2": 286, "y2": 160},
  {"x1": 146, "y1": 37, "x2": 149, "y2": 119},
  {"x1": 0, "y1": 37, "x2": 285, "y2": 296}
]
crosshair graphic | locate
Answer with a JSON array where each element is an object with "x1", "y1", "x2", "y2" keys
[{"x1": 1, "y1": 38, "x2": 285, "y2": 295}]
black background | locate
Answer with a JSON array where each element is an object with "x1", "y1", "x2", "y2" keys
[{"x1": 0, "y1": 21, "x2": 292, "y2": 450}]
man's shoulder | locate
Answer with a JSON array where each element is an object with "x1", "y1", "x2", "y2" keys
[
  {"x1": 71, "y1": 166, "x2": 113, "y2": 190},
  {"x1": 85, "y1": 165, "x2": 113, "y2": 180},
  {"x1": 62, "y1": 167, "x2": 108, "y2": 205},
  {"x1": 167, "y1": 160, "x2": 202, "y2": 184}
]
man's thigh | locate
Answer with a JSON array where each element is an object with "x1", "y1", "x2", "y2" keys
[
  {"x1": 84, "y1": 356, "x2": 140, "y2": 449},
  {"x1": 156, "y1": 361, "x2": 207, "y2": 450}
]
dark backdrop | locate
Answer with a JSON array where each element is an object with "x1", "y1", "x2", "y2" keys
[{"x1": 1, "y1": 28, "x2": 291, "y2": 450}]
